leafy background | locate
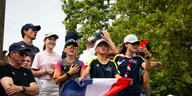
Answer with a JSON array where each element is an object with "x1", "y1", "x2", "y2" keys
[{"x1": 62, "y1": 0, "x2": 192, "y2": 95}]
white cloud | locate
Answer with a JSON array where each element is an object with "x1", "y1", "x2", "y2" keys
[{"x1": 4, "y1": 0, "x2": 66, "y2": 55}]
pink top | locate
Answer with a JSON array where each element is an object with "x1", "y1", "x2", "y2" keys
[{"x1": 31, "y1": 51, "x2": 62, "y2": 80}]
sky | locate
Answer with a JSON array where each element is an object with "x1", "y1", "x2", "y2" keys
[{"x1": 3, "y1": 0, "x2": 66, "y2": 55}]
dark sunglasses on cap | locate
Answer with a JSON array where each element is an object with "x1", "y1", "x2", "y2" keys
[
  {"x1": 130, "y1": 42, "x2": 140, "y2": 46},
  {"x1": 13, "y1": 51, "x2": 27, "y2": 56}
]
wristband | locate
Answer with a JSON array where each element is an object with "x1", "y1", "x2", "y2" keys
[
  {"x1": 145, "y1": 54, "x2": 151, "y2": 59},
  {"x1": 66, "y1": 73, "x2": 71, "y2": 77},
  {"x1": 21, "y1": 86, "x2": 26, "y2": 93}
]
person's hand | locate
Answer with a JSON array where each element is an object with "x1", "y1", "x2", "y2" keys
[
  {"x1": 5, "y1": 84, "x2": 23, "y2": 95},
  {"x1": 101, "y1": 30, "x2": 111, "y2": 41},
  {"x1": 50, "y1": 63, "x2": 56, "y2": 69},
  {"x1": 155, "y1": 62, "x2": 162, "y2": 69},
  {"x1": 129, "y1": 79, "x2": 133, "y2": 86},
  {"x1": 77, "y1": 77, "x2": 82, "y2": 83},
  {"x1": 139, "y1": 45, "x2": 149, "y2": 56},
  {"x1": 68, "y1": 64, "x2": 80, "y2": 75},
  {"x1": 46, "y1": 69, "x2": 55, "y2": 75}
]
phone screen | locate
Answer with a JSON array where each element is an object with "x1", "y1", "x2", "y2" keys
[{"x1": 140, "y1": 39, "x2": 147, "y2": 47}]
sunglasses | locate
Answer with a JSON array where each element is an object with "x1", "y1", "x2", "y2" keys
[
  {"x1": 130, "y1": 42, "x2": 140, "y2": 46},
  {"x1": 13, "y1": 51, "x2": 27, "y2": 56},
  {"x1": 31, "y1": 28, "x2": 37, "y2": 31},
  {"x1": 67, "y1": 45, "x2": 78, "y2": 49}
]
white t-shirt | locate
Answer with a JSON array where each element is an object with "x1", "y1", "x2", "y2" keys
[{"x1": 79, "y1": 47, "x2": 96, "y2": 65}]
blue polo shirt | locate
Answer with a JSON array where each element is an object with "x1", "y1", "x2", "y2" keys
[
  {"x1": 113, "y1": 54, "x2": 145, "y2": 96},
  {"x1": 87, "y1": 57, "x2": 120, "y2": 78}
]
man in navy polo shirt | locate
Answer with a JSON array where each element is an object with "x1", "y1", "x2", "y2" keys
[{"x1": 18, "y1": 23, "x2": 41, "y2": 61}]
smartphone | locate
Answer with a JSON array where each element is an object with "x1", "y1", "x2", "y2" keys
[{"x1": 140, "y1": 39, "x2": 147, "y2": 47}]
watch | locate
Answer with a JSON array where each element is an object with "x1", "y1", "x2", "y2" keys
[
  {"x1": 66, "y1": 73, "x2": 71, "y2": 77},
  {"x1": 21, "y1": 86, "x2": 26, "y2": 93},
  {"x1": 145, "y1": 54, "x2": 151, "y2": 59}
]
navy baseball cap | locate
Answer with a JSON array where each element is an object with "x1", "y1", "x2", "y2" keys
[
  {"x1": 21, "y1": 23, "x2": 41, "y2": 38},
  {"x1": 64, "y1": 39, "x2": 78, "y2": 48},
  {"x1": 9, "y1": 42, "x2": 31, "y2": 53},
  {"x1": 65, "y1": 31, "x2": 83, "y2": 41}
]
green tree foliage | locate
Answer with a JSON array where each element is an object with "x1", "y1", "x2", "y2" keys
[
  {"x1": 62, "y1": 0, "x2": 112, "y2": 53},
  {"x1": 62, "y1": 0, "x2": 192, "y2": 95}
]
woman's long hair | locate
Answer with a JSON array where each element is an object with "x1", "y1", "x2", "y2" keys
[{"x1": 120, "y1": 43, "x2": 127, "y2": 54}]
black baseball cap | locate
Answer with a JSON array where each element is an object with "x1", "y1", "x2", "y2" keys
[
  {"x1": 64, "y1": 39, "x2": 78, "y2": 48},
  {"x1": 21, "y1": 23, "x2": 41, "y2": 38},
  {"x1": 9, "y1": 42, "x2": 31, "y2": 53},
  {"x1": 65, "y1": 31, "x2": 83, "y2": 41}
]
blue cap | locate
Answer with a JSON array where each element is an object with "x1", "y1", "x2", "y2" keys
[
  {"x1": 64, "y1": 39, "x2": 78, "y2": 48},
  {"x1": 9, "y1": 42, "x2": 31, "y2": 53},
  {"x1": 65, "y1": 31, "x2": 83, "y2": 41},
  {"x1": 21, "y1": 23, "x2": 41, "y2": 38}
]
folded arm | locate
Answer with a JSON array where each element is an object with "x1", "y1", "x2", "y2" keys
[{"x1": 0, "y1": 77, "x2": 39, "y2": 96}]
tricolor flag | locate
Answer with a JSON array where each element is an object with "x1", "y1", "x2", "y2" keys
[{"x1": 61, "y1": 78, "x2": 132, "y2": 96}]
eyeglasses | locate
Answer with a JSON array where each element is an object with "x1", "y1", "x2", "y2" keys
[
  {"x1": 130, "y1": 42, "x2": 139, "y2": 46},
  {"x1": 13, "y1": 51, "x2": 27, "y2": 56},
  {"x1": 31, "y1": 28, "x2": 37, "y2": 31},
  {"x1": 67, "y1": 45, "x2": 78, "y2": 49}
]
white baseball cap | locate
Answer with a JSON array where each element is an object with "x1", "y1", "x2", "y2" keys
[
  {"x1": 44, "y1": 32, "x2": 59, "y2": 39},
  {"x1": 94, "y1": 38, "x2": 110, "y2": 48}
]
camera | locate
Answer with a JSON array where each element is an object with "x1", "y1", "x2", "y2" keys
[{"x1": 91, "y1": 31, "x2": 104, "y2": 43}]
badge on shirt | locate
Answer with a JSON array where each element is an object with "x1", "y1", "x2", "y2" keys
[
  {"x1": 96, "y1": 64, "x2": 100, "y2": 67},
  {"x1": 24, "y1": 73, "x2": 27, "y2": 76}
]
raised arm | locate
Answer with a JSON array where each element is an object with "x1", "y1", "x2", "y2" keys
[
  {"x1": 78, "y1": 66, "x2": 91, "y2": 83},
  {"x1": 140, "y1": 45, "x2": 151, "y2": 71},
  {"x1": 151, "y1": 62, "x2": 162, "y2": 69},
  {"x1": 101, "y1": 30, "x2": 118, "y2": 55},
  {"x1": 81, "y1": 66, "x2": 91, "y2": 78}
]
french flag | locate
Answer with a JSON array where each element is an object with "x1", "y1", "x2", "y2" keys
[{"x1": 61, "y1": 78, "x2": 132, "y2": 96}]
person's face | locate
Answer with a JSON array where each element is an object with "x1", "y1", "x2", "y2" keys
[
  {"x1": 44, "y1": 36, "x2": 57, "y2": 50},
  {"x1": 24, "y1": 28, "x2": 38, "y2": 40},
  {"x1": 11, "y1": 51, "x2": 27, "y2": 65},
  {"x1": 95, "y1": 42, "x2": 109, "y2": 55},
  {"x1": 21, "y1": 56, "x2": 32, "y2": 69},
  {"x1": 64, "y1": 44, "x2": 78, "y2": 56},
  {"x1": 125, "y1": 42, "x2": 139, "y2": 53}
]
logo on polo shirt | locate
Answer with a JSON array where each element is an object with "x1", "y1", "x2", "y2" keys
[
  {"x1": 24, "y1": 73, "x2": 27, "y2": 76},
  {"x1": 106, "y1": 67, "x2": 112, "y2": 72},
  {"x1": 96, "y1": 64, "x2": 100, "y2": 67},
  {"x1": 21, "y1": 44, "x2": 25, "y2": 48},
  {"x1": 12, "y1": 71, "x2": 15, "y2": 75}
]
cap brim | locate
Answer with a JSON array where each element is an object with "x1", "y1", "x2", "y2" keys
[
  {"x1": 94, "y1": 39, "x2": 110, "y2": 48},
  {"x1": 33, "y1": 25, "x2": 41, "y2": 31},
  {"x1": 78, "y1": 34, "x2": 83, "y2": 39},
  {"x1": 45, "y1": 34, "x2": 59, "y2": 39},
  {"x1": 127, "y1": 41, "x2": 140, "y2": 44},
  {"x1": 65, "y1": 42, "x2": 78, "y2": 48},
  {"x1": 53, "y1": 35, "x2": 59, "y2": 39},
  {"x1": 49, "y1": 34, "x2": 59, "y2": 39}
]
